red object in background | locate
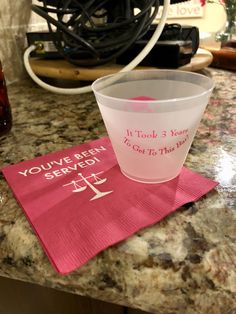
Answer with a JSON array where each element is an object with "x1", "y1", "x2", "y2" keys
[{"x1": 0, "y1": 61, "x2": 12, "y2": 136}]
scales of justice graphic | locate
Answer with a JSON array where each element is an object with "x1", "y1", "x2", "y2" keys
[{"x1": 63, "y1": 171, "x2": 113, "y2": 201}]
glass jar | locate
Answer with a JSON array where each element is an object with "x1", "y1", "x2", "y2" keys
[
  {"x1": 0, "y1": 61, "x2": 12, "y2": 136},
  {"x1": 216, "y1": 5, "x2": 236, "y2": 46}
]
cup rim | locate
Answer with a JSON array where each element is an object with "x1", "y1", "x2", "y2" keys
[{"x1": 91, "y1": 69, "x2": 215, "y2": 104}]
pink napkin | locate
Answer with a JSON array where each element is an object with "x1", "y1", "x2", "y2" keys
[{"x1": 2, "y1": 137, "x2": 218, "y2": 274}]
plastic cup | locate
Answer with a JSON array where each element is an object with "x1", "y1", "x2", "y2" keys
[{"x1": 92, "y1": 70, "x2": 214, "y2": 184}]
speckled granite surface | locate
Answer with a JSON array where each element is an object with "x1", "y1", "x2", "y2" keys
[{"x1": 0, "y1": 68, "x2": 236, "y2": 314}]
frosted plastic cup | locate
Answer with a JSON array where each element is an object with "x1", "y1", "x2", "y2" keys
[{"x1": 92, "y1": 70, "x2": 214, "y2": 184}]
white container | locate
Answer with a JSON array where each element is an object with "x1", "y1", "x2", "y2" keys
[{"x1": 92, "y1": 70, "x2": 214, "y2": 183}]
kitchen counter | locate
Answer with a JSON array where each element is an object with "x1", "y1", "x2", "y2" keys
[{"x1": 0, "y1": 68, "x2": 236, "y2": 314}]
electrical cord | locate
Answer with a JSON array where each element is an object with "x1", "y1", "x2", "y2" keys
[
  {"x1": 32, "y1": 0, "x2": 160, "y2": 66},
  {"x1": 23, "y1": 0, "x2": 170, "y2": 94},
  {"x1": 31, "y1": 4, "x2": 98, "y2": 58}
]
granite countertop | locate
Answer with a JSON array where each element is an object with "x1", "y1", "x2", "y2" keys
[{"x1": 0, "y1": 68, "x2": 236, "y2": 314}]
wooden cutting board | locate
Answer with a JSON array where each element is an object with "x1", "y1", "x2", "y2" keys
[
  {"x1": 205, "y1": 47, "x2": 236, "y2": 71},
  {"x1": 29, "y1": 48, "x2": 213, "y2": 81}
]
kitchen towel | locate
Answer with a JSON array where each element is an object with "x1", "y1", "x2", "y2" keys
[{"x1": 2, "y1": 137, "x2": 218, "y2": 274}]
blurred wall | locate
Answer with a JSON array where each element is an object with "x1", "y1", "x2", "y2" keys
[
  {"x1": 156, "y1": 2, "x2": 226, "y2": 33},
  {"x1": 0, "y1": 0, "x2": 31, "y2": 83}
]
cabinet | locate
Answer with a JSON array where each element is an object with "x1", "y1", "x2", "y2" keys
[{"x1": 0, "y1": 276, "x2": 150, "y2": 314}]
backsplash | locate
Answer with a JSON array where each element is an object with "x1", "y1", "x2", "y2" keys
[{"x1": 0, "y1": 0, "x2": 31, "y2": 83}]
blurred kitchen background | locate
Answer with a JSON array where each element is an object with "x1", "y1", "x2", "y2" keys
[{"x1": 0, "y1": 0, "x2": 227, "y2": 83}]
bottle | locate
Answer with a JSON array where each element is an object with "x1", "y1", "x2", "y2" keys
[{"x1": 0, "y1": 60, "x2": 12, "y2": 136}]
